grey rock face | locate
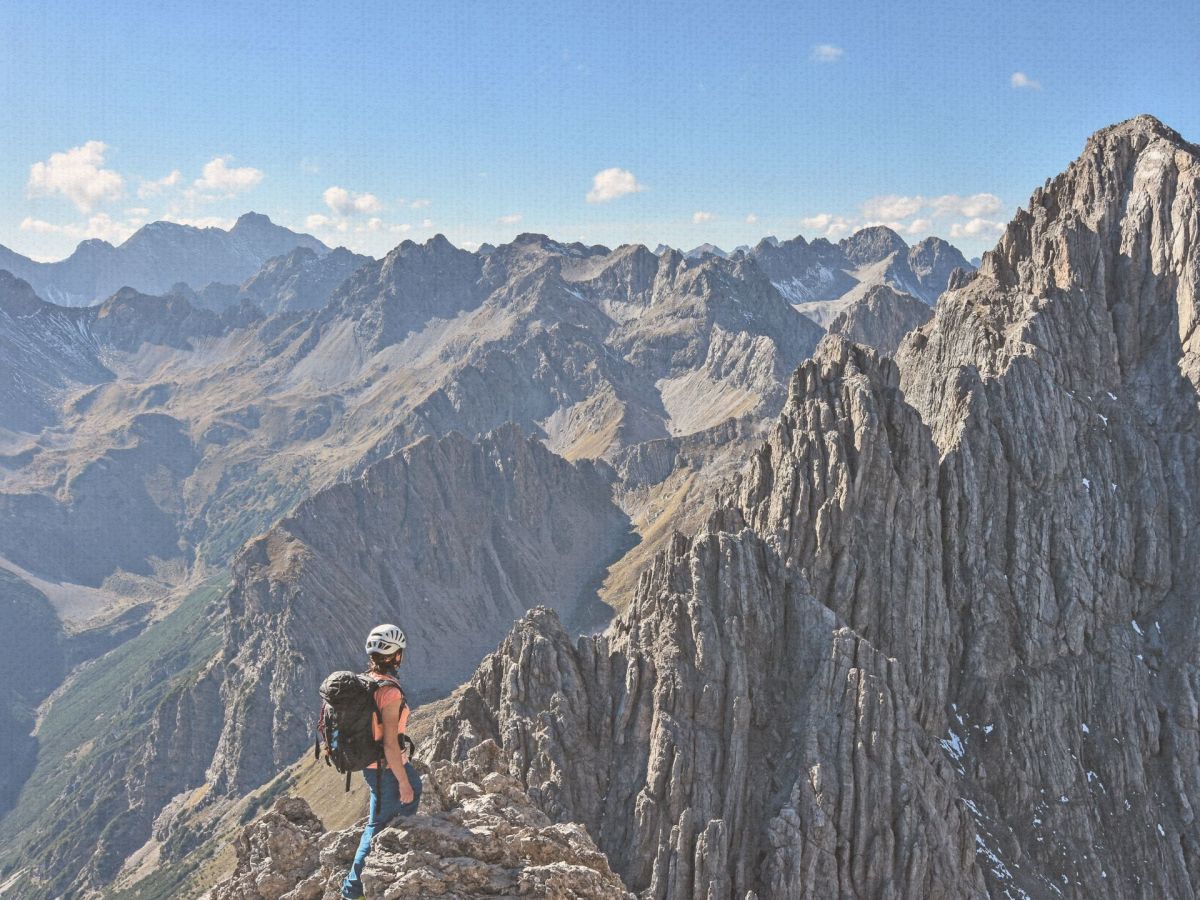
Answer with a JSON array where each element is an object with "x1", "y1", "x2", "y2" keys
[
  {"x1": 826, "y1": 283, "x2": 934, "y2": 355},
  {"x1": 0, "y1": 212, "x2": 328, "y2": 307},
  {"x1": 210, "y1": 743, "x2": 633, "y2": 899},
  {"x1": 429, "y1": 115, "x2": 1200, "y2": 898}
]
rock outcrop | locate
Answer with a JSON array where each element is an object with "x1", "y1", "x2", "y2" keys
[
  {"x1": 428, "y1": 115, "x2": 1200, "y2": 898},
  {"x1": 210, "y1": 742, "x2": 633, "y2": 899}
]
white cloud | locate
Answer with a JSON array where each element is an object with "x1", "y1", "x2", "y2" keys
[
  {"x1": 949, "y1": 217, "x2": 1006, "y2": 238},
  {"x1": 137, "y1": 170, "x2": 182, "y2": 199},
  {"x1": 906, "y1": 218, "x2": 934, "y2": 235},
  {"x1": 498, "y1": 213, "x2": 522, "y2": 225},
  {"x1": 323, "y1": 186, "x2": 383, "y2": 216},
  {"x1": 930, "y1": 193, "x2": 1003, "y2": 217},
  {"x1": 20, "y1": 211, "x2": 139, "y2": 244},
  {"x1": 1011, "y1": 71, "x2": 1041, "y2": 90},
  {"x1": 692, "y1": 211, "x2": 715, "y2": 224},
  {"x1": 421, "y1": 218, "x2": 433, "y2": 229},
  {"x1": 191, "y1": 156, "x2": 264, "y2": 199},
  {"x1": 745, "y1": 213, "x2": 758, "y2": 224},
  {"x1": 811, "y1": 44, "x2": 844, "y2": 63},
  {"x1": 27, "y1": 141, "x2": 124, "y2": 212},
  {"x1": 861, "y1": 194, "x2": 924, "y2": 220},
  {"x1": 586, "y1": 167, "x2": 645, "y2": 203},
  {"x1": 409, "y1": 198, "x2": 431, "y2": 209}
]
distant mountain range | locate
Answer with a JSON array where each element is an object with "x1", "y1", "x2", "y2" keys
[{"x1": 0, "y1": 212, "x2": 328, "y2": 306}]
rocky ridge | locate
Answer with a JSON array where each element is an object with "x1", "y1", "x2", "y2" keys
[
  {"x1": 425, "y1": 115, "x2": 1200, "y2": 898},
  {"x1": 0, "y1": 213, "x2": 328, "y2": 307}
]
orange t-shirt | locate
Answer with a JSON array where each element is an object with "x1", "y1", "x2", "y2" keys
[{"x1": 366, "y1": 674, "x2": 410, "y2": 769}]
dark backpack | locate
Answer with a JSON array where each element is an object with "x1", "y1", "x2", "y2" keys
[{"x1": 315, "y1": 671, "x2": 412, "y2": 791}]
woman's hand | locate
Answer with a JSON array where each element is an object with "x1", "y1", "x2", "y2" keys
[{"x1": 398, "y1": 777, "x2": 415, "y2": 804}]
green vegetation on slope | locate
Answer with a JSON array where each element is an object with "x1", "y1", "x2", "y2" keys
[{"x1": 0, "y1": 578, "x2": 227, "y2": 897}]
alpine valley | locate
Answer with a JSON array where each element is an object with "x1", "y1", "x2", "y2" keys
[{"x1": 1, "y1": 115, "x2": 1198, "y2": 900}]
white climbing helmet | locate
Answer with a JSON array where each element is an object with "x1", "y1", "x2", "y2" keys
[{"x1": 365, "y1": 623, "x2": 407, "y2": 655}]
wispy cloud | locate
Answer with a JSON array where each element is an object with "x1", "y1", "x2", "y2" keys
[
  {"x1": 810, "y1": 44, "x2": 844, "y2": 63},
  {"x1": 498, "y1": 213, "x2": 522, "y2": 224},
  {"x1": 586, "y1": 168, "x2": 645, "y2": 203},
  {"x1": 27, "y1": 141, "x2": 124, "y2": 212},
  {"x1": 409, "y1": 198, "x2": 431, "y2": 209},
  {"x1": 1010, "y1": 71, "x2": 1041, "y2": 90},
  {"x1": 692, "y1": 211, "x2": 715, "y2": 224},
  {"x1": 745, "y1": 213, "x2": 758, "y2": 224}
]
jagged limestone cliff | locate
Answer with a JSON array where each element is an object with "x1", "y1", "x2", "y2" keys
[{"x1": 427, "y1": 116, "x2": 1200, "y2": 898}]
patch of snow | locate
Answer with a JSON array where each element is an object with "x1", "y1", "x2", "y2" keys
[
  {"x1": 940, "y1": 730, "x2": 965, "y2": 761},
  {"x1": 1081, "y1": 477, "x2": 1091, "y2": 492},
  {"x1": 1107, "y1": 391, "x2": 1117, "y2": 400},
  {"x1": 1132, "y1": 620, "x2": 1144, "y2": 636},
  {"x1": 1080, "y1": 723, "x2": 1089, "y2": 734}
]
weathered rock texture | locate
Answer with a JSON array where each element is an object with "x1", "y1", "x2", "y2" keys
[
  {"x1": 210, "y1": 742, "x2": 633, "y2": 899},
  {"x1": 428, "y1": 115, "x2": 1200, "y2": 898}
]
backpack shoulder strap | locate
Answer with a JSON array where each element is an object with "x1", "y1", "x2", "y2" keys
[{"x1": 365, "y1": 672, "x2": 407, "y2": 711}]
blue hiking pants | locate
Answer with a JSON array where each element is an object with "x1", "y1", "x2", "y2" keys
[{"x1": 341, "y1": 762, "x2": 422, "y2": 898}]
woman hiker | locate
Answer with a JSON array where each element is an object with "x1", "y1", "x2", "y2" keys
[{"x1": 341, "y1": 623, "x2": 422, "y2": 900}]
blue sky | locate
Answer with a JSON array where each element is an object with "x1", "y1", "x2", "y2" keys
[{"x1": 1, "y1": 0, "x2": 1196, "y2": 261}]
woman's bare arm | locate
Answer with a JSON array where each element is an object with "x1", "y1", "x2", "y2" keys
[{"x1": 380, "y1": 700, "x2": 414, "y2": 803}]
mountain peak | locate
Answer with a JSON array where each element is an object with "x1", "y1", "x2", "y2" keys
[
  {"x1": 232, "y1": 211, "x2": 275, "y2": 229},
  {"x1": 839, "y1": 226, "x2": 907, "y2": 267},
  {"x1": 1088, "y1": 113, "x2": 1192, "y2": 148}
]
